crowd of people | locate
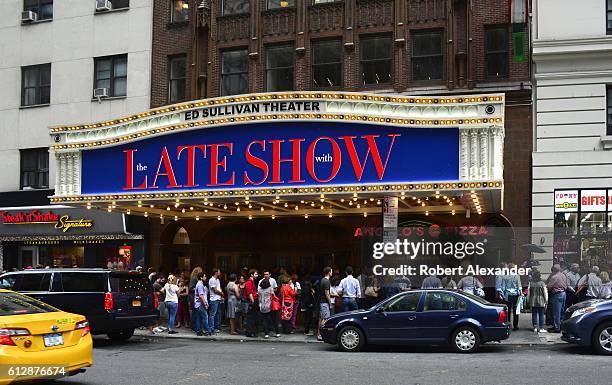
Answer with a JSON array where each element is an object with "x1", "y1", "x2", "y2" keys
[{"x1": 145, "y1": 261, "x2": 612, "y2": 339}]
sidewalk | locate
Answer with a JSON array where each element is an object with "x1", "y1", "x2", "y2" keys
[{"x1": 135, "y1": 315, "x2": 565, "y2": 346}]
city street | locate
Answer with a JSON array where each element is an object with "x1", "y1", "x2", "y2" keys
[{"x1": 55, "y1": 336, "x2": 612, "y2": 385}]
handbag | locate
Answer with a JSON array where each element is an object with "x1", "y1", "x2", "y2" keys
[
  {"x1": 271, "y1": 289, "x2": 281, "y2": 312},
  {"x1": 472, "y1": 277, "x2": 485, "y2": 297},
  {"x1": 365, "y1": 286, "x2": 378, "y2": 298}
]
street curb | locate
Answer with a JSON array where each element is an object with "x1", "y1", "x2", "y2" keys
[{"x1": 132, "y1": 331, "x2": 566, "y2": 346}]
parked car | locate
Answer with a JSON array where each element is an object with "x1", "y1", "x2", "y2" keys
[
  {"x1": 320, "y1": 289, "x2": 510, "y2": 353},
  {"x1": 561, "y1": 299, "x2": 612, "y2": 355},
  {"x1": 0, "y1": 289, "x2": 92, "y2": 385},
  {"x1": 0, "y1": 269, "x2": 158, "y2": 341}
]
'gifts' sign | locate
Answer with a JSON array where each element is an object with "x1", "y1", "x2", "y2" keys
[{"x1": 580, "y1": 190, "x2": 607, "y2": 212}]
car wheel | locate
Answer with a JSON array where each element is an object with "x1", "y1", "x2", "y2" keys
[
  {"x1": 107, "y1": 328, "x2": 135, "y2": 342},
  {"x1": 451, "y1": 326, "x2": 480, "y2": 353},
  {"x1": 592, "y1": 322, "x2": 612, "y2": 355},
  {"x1": 337, "y1": 325, "x2": 365, "y2": 352}
]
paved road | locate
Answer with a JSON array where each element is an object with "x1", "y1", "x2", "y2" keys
[{"x1": 55, "y1": 336, "x2": 611, "y2": 385}]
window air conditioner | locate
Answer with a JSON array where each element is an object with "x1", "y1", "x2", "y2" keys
[
  {"x1": 21, "y1": 10, "x2": 37, "y2": 23},
  {"x1": 93, "y1": 87, "x2": 110, "y2": 99},
  {"x1": 95, "y1": 0, "x2": 113, "y2": 12}
]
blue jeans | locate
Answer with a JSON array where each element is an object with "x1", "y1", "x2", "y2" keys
[
  {"x1": 342, "y1": 298, "x2": 358, "y2": 313},
  {"x1": 551, "y1": 291, "x2": 566, "y2": 330},
  {"x1": 166, "y1": 301, "x2": 178, "y2": 332},
  {"x1": 194, "y1": 305, "x2": 211, "y2": 335},
  {"x1": 531, "y1": 306, "x2": 545, "y2": 329},
  {"x1": 209, "y1": 300, "x2": 221, "y2": 331}
]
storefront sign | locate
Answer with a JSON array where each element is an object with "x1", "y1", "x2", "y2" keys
[
  {"x1": 382, "y1": 196, "x2": 398, "y2": 242},
  {"x1": 554, "y1": 190, "x2": 578, "y2": 212},
  {"x1": 609, "y1": 190, "x2": 612, "y2": 212},
  {"x1": 81, "y1": 121, "x2": 459, "y2": 195},
  {"x1": 580, "y1": 189, "x2": 607, "y2": 212},
  {"x1": 1, "y1": 210, "x2": 94, "y2": 233}
]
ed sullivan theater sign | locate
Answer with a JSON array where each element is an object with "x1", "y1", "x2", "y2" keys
[{"x1": 49, "y1": 92, "x2": 505, "y2": 203}]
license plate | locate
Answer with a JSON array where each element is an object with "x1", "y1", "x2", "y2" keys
[
  {"x1": 132, "y1": 299, "x2": 141, "y2": 307},
  {"x1": 43, "y1": 333, "x2": 64, "y2": 347}
]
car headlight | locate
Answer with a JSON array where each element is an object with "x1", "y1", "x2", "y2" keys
[{"x1": 571, "y1": 306, "x2": 596, "y2": 319}]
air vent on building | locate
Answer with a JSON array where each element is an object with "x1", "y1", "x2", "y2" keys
[
  {"x1": 21, "y1": 10, "x2": 37, "y2": 23},
  {"x1": 95, "y1": 0, "x2": 113, "y2": 12}
]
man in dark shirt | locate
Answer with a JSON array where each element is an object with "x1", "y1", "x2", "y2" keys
[{"x1": 317, "y1": 267, "x2": 333, "y2": 341}]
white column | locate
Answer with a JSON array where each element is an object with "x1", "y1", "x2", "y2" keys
[
  {"x1": 72, "y1": 152, "x2": 80, "y2": 195},
  {"x1": 66, "y1": 152, "x2": 74, "y2": 195},
  {"x1": 54, "y1": 153, "x2": 61, "y2": 193},
  {"x1": 492, "y1": 126, "x2": 504, "y2": 180},
  {"x1": 469, "y1": 130, "x2": 479, "y2": 180},
  {"x1": 459, "y1": 129, "x2": 469, "y2": 179},
  {"x1": 479, "y1": 129, "x2": 489, "y2": 180},
  {"x1": 59, "y1": 154, "x2": 67, "y2": 196}
]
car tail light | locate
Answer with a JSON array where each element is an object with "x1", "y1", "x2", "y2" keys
[
  {"x1": 0, "y1": 328, "x2": 31, "y2": 346},
  {"x1": 104, "y1": 292, "x2": 114, "y2": 310},
  {"x1": 75, "y1": 320, "x2": 90, "y2": 337},
  {"x1": 154, "y1": 292, "x2": 159, "y2": 309},
  {"x1": 498, "y1": 308, "x2": 508, "y2": 323}
]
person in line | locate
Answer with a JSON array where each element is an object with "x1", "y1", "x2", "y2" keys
[
  {"x1": 163, "y1": 275, "x2": 180, "y2": 334},
  {"x1": 226, "y1": 273, "x2": 241, "y2": 335},
  {"x1": 317, "y1": 267, "x2": 333, "y2": 341},
  {"x1": 259, "y1": 270, "x2": 279, "y2": 332},
  {"x1": 501, "y1": 263, "x2": 523, "y2": 331},
  {"x1": 153, "y1": 275, "x2": 167, "y2": 328},
  {"x1": 528, "y1": 270, "x2": 548, "y2": 333},
  {"x1": 495, "y1": 262, "x2": 508, "y2": 303},
  {"x1": 188, "y1": 267, "x2": 203, "y2": 331},
  {"x1": 441, "y1": 274, "x2": 457, "y2": 289},
  {"x1": 290, "y1": 274, "x2": 301, "y2": 332},
  {"x1": 364, "y1": 276, "x2": 381, "y2": 308},
  {"x1": 236, "y1": 274, "x2": 246, "y2": 333},
  {"x1": 457, "y1": 273, "x2": 483, "y2": 295},
  {"x1": 244, "y1": 269, "x2": 259, "y2": 338},
  {"x1": 338, "y1": 266, "x2": 361, "y2": 312},
  {"x1": 258, "y1": 278, "x2": 279, "y2": 338},
  {"x1": 208, "y1": 268, "x2": 223, "y2": 334},
  {"x1": 280, "y1": 277, "x2": 297, "y2": 334},
  {"x1": 578, "y1": 266, "x2": 602, "y2": 301},
  {"x1": 194, "y1": 272, "x2": 211, "y2": 336},
  {"x1": 176, "y1": 276, "x2": 189, "y2": 328},
  {"x1": 546, "y1": 264, "x2": 567, "y2": 333},
  {"x1": 599, "y1": 271, "x2": 612, "y2": 299},
  {"x1": 421, "y1": 274, "x2": 442, "y2": 289},
  {"x1": 563, "y1": 263, "x2": 581, "y2": 308},
  {"x1": 300, "y1": 275, "x2": 316, "y2": 336},
  {"x1": 356, "y1": 268, "x2": 368, "y2": 309}
]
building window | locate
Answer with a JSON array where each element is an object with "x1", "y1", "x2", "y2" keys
[
  {"x1": 94, "y1": 54, "x2": 127, "y2": 97},
  {"x1": 608, "y1": 0, "x2": 612, "y2": 35},
  {"x1": 21, "y1": 64, "x2": 51, "y2": 107},
  {"x1": 485, "y1": 26, "x2": 509, "y2": 79},
  {"x1": 360, "y1": 36, "x2": 392, "y2": 85},
  {"x1": 221, "y1": 49, "x2": 249, "y2": 96},
  {"x1": 23, "y1": 0, "x2": 53, "y2": 21},
  {"x1": 171, "y1": 0, "x2": 189, "y2": 23},
  {"x1": 312, "y1": 40, "x2": 342, "y2": 88},
  {"x1": 266, "y1": 45, "x2": 294, "y2": 92},
  {"x1": 607, "y1": 85, "x2": 612, "y2": 135},
  {"x1": 412, "y1": 30, "x2": 444, "y2": 81},
  {"x1": 222, "y1": 0, "x2": 250, "y2": 15},
  {"x1": 267, "y1": 0, "x2": 295, "y2": 10},
  {"x1": 20, "y1": 148, "x2": 49, "y2": 189},
  {"x1": 168, "y1": 55, "x2": 186, "y2": 103},
  {"x1": 110, "y1": 0, "x2": 130, "y2": 9}
]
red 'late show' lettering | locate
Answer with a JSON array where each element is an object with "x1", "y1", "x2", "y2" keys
[
  {"x1": 207, "y1": 143, "x2": 235, "y2": 186},
  {"x1": 123, "y1": 149, "x2": 148, "y2": 190},
  {"x1": 269, "y1": 139, "x2": 306, "y2": 184},
  {"x1": 177, "y1": 145, "x2": 207, "y2": 187},
  {"x1": 244, "y1": 140, "x2": 269, "y2": 185},
  {"x1": 340, "y1": 134, "x2": 400, "y2": 181},
  {"x1": 151, "y1": 146, "x2": 181, "y2": 188},
  {"x1": 306, "y1": 136, "x2": 341, "y2": 183}
]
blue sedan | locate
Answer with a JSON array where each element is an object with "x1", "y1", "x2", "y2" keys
[
  {"x1": 321, "y1": 289, "x2": 510, "y2": 353},
  {"x1": 561, "y1": 299, "x2": 612, "y2": 355}
]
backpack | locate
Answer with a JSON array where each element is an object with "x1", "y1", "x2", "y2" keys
[{"x1": 259, "y1": 289, "x2": 272, "y2": 313}]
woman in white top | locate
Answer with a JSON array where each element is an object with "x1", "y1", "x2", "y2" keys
[{"x1": 164, "y1": 275, "x2": 180, "y2": 334}]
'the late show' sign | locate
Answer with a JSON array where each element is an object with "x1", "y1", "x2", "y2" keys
[{"x1": 80, "y1": 121, "x2": 460, "y2": 195}]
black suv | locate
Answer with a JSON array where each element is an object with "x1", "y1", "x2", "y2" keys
[{"x1": 0, "y1": 269, "x2": 159, "y2": 341}]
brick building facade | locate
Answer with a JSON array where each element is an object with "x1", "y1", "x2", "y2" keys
[{"x1": 150, "y1": 0, "x2": 532, "y2": 258}]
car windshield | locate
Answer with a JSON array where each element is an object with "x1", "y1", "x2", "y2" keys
[{"x1": 0, "y1": 292, "x2": 57, "y2": 316}]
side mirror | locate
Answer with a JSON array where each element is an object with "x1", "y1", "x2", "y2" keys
[{"x1": 375, "y1": 306, "x2": 385, "y2": 313}]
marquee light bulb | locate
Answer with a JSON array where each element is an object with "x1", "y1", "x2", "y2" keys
[
  {"x1": 348, "y1": 201, "x2": 353, "y2": 206},
  {"x1": 328, "y1": 213, "x2": 333, "y2": 218},
  {"x1": 204, "y1": 209, "x2": 208, "y2": 213},
  {"x1": 304, "y1": 214, "x2": 309, "y2": 219},
  {"x1": 189, "y1": 207, "x2": 194, "y2": 211},
  {"x1": 284, "y1": 203, "x2": 288, "y2": 208},
  {"x1": 271, "y1": 215, "x2": 276, "y2": 220},
  {"x1": 144, "y1": 212, "x2": 148, "y2": 217},
  {"x1": 294, "y1": 205, "x2": 299, "y2": 210},
  {"x1": 166, "y1": 206, "x2": 171, "y2": 211},
  {"x1": 311, "y1": 202, "x2": 315, "y2": 207},
  {"x1": 260, "y1": 207, "x2": 264, "y2": 212},
  {"x1": 181, "y1": 208, "x2": 186, "y2": 213},
  {"x1": 320, "y1": 205, "x2": 324, "y2": 210},
  {"x1": 196, "y1": 216, "x2": 200, "y2": 221},
  {"x1": 425, "y1": 211, "x2": 429, "y2": 216},
  {"x1": 421, "y1": 202, "x2": 426, "y2": 207},
  {"x1": 363, "y1": 212, "x2": 368, "y2": 217},
  {"x1": 217, "y1": 216, "x2": 221, "y2": 220},
  {"x1": 377, "y1": 200, "x2": 381, "y2": 205},
  {"x1": 248, "y1": 215, "x2": 253, "y2": 220},
  {"x1": 248, "y1": 204, "x2": 252, "y2": 209},
  {"x1": 340, "y1": 199, "x2": 345, "y2": 202},
  {"x1": 223, "y1": 204, "x2": 228, "y2": 210},
  {"x1": 237, "y1": 207, "x2": 241, "y2": 212}
]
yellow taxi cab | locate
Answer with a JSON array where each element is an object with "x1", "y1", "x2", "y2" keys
[{"x1": 0, "y1": 289, "x2": 92, "y2": 384}]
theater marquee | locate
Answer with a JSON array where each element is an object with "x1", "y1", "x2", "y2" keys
[{"x1": 49, "y1": 92, "x2": 505, "y2": 219}]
